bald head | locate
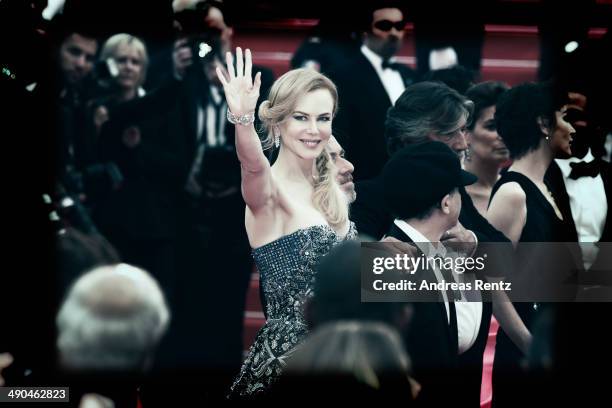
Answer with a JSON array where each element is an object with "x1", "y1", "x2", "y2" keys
[{"x1": 57, "y1": 264, "x2": 170, "y2": 371}]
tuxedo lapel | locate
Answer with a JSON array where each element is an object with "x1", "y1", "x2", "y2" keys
[
  {"x1": 386, "y1": 222, "x2": 458, "y2": 354},
  {"x1": 396, "y1": 65, "x2": 416, "y2": 87},
  {"x1": 355, "y1": 53, "x2": 393, "y2": 107},
  {"x1": 386, "y1": 223, "x2": 411, "y2": 242}
]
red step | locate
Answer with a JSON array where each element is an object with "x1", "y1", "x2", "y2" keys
[{"x1": 243, "y1": 271, "x2": 265, "y2": 350}]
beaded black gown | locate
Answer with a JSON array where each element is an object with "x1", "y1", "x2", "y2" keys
[{"x1": 228, "y1": 223, "x2": 357, "y2": 398}]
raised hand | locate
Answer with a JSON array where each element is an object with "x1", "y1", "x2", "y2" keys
[{"x1": 216, "y1": 47, "x2": 262, "y2": 117}]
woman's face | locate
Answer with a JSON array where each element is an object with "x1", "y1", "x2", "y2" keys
[
  {"x1": 549, "y1": 106, "x2": 575, "y2": 158},
  {"x1": 113, "y1": 44, "x2": 145, "y2": 91},
  {"x1": 467, "y1": 105, "x2": 509, "y2": 164},
  {"x1": 279, "y1": 89, "x2": 334, "y2": 161}
]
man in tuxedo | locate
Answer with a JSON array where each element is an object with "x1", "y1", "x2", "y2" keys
[
  {"x1": 382, "y1": 141, "x2": 485, "y2": 406},
  {"x1": 352, "y1": 81, "x2": 509, "y2": 246},
  {"x1": 545, "y1": 91, "x2": 610, "y2": 273},
  {"x1": 329, "y1": 1, "x2": 417, "y2": 181}
]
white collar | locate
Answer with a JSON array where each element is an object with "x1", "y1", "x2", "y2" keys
[
  {"x1": 361, "y1": 44, "x2": 396, "y2": 70},
  {"x1": 393, "y1": 219, "x2": 447, "y2": 258},
  {"x1": 555, "y1": 148, "x2": 595, "y2": 178}
]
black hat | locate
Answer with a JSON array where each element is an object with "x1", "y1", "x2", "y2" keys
[{"x1": 381, "y1": 141, "x2": 477, "y2": 219}]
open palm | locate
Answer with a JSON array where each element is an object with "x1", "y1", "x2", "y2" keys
[{"x1": 216, "y1": 47, "x2": 262, "y2": 117}]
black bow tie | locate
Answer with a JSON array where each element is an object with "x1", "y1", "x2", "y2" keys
[
  {"x1": 569, "y1": 159, "x2": 603, "y2": 180},
  {"x1": 381, "y1": 59, "x2": 400, "y2": 71}
]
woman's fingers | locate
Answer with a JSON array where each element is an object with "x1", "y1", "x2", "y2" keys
[
  {"x1": 236, "y1": 47, "x2": 244, "y2": 78},
  {"x1": 253, "y1": 71, "x2": 262, "y2": 92},
  {"x1": 245, "y1": 48, "x2": 253, "y2": 79},
  {"x1": 216, "y1": 66, "x2": 229, "y2": 87},
  {"x1": 226, "y1": 51, "x2": 235, "y2": 79}
]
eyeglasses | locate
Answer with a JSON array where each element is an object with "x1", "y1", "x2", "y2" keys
[{"x1": 373, "y1": 20, "x2": 407, "y2": 32}]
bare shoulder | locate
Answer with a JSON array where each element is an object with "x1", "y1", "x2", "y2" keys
[{"x1": 492, "y1": 182, "x2": 526, "y2": 206}]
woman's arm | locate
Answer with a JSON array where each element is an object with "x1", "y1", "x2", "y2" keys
[
  {"x1": 486, "y1": 182, "x2": 532, "y2": 353},
  {"x1": 486, "y1": 182, "x2": 526, "y2": 247},
  {"x1": 217, "y1": 48, "x2": 273, "y2": 212},
  {"x1": 491, "y1": 288, "x2": 532, "y2": 354}
]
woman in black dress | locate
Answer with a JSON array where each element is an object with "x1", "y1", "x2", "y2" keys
[{"x1": 486, "y1": 82, "x2": 578, "y2": 407}]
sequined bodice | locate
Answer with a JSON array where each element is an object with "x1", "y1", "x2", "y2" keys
[
  {"x1": 253, "y1": 224, "x2": 354, "y2": 321},
  {"x1": 230, "y1": 222, "x2": 357, "y2": 397}
]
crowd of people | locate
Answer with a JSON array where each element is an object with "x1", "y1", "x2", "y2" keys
[{"x1": 2, "y1": 0, "x2": 612, "y2": 406}]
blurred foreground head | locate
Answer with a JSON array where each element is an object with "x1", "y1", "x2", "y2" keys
[{"x1": 57, "y1": 264, "x2": 170, "y2": 372}]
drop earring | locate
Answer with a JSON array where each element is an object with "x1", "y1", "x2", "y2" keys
[
  {"x1": 465, "y1": 144, "x2": 472, "y2": 162},
  {"x1": 274, "y1": 132, "x2": 280, "y2": 148}
]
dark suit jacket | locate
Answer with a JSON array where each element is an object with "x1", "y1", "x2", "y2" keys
[
  {"x1": 94, "y1": 88, "x2": 191, "y2": 240},
  {"x1": 386, "y1": 222, "x2": 492, "y2": 407},
  {"x1": 386, "y1": 223, "x2": 459, "y2": 406},
  {"x1": 329, "y1": 51, "x2": 417, "y2": 181},
  {"x1": 353, "y1": 177, "x2": 510, "y2": 243}
]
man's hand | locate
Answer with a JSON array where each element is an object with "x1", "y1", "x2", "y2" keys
[
  {"x1": 93, "y1": 105, "x2": 109, "y2": 135},
  {"x1": 0, "y1": 352, "x2": 13, "y2": 386},
  {"x1": 441, "y1": 222, "x2": 477, "y2": 256},
  {"x1": 379, "y1": 236, "x2": 418, "y2": 257},
  {"x1": 173, "y1": 38, "x2": 193, "y2": 80}
]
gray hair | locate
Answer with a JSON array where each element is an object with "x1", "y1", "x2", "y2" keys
[
  {"x1": 57, "y1": 264, "x2": 170, "y2": 371},
  {"x1": 385, "y1": 81, "x2": 474, "y2": 155}
]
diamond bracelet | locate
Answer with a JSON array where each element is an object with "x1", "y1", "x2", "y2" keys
[{"x1": 227, "y1": 110, "x2": 255, "y2": 126}]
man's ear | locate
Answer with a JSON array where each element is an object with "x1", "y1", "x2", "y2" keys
[
  {"x1": 440, "y1": 193, "x2": 452, "y2": 215},
  {"x1": 537, "y1": 116, "x2": 550, "y2": 137}
]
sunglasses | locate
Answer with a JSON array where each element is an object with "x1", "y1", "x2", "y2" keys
[{"x1": 373, "y1": 20, "x2": 407, "y2": 32}]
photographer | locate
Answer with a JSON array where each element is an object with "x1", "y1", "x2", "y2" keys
[
  {"x1": 90, "y1": 35, "x2": 194, "y2": 330},
  {"x1": 134, "y1": 3, "x2": 276, "y2": 404}
]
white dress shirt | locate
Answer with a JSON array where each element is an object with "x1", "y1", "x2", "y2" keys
[
  {"x1": 555, "y1": 149, "x2": 607, "y2": 269},
  {"x1": 361, "y1": 45, "x2": 406, "y2": 105},
  {"x1": 393, "y1": 219, "x2": 483, "y2": 354}
]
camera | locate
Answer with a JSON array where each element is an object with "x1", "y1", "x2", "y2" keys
[
  {"x1": 90, "y1": 57, "x2": 120, "y2": 97},
  {"x1": 47, "y1": 183, "x2": 99, "y2": 234},
  {"x1": 94, "y1": 58, "x2": 119, "y2": 82},
  {"x1": 174, "y1": 7, "x2": 223, "y2": 66}
]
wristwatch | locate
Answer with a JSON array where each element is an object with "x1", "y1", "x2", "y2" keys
[{"x1": 227, "y1": 110, "x2": 255, "y2": 126}]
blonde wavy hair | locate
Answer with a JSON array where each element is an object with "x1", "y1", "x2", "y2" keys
[{"x1": 258, "y1": 68, "x2": 348, "y2": 229}]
